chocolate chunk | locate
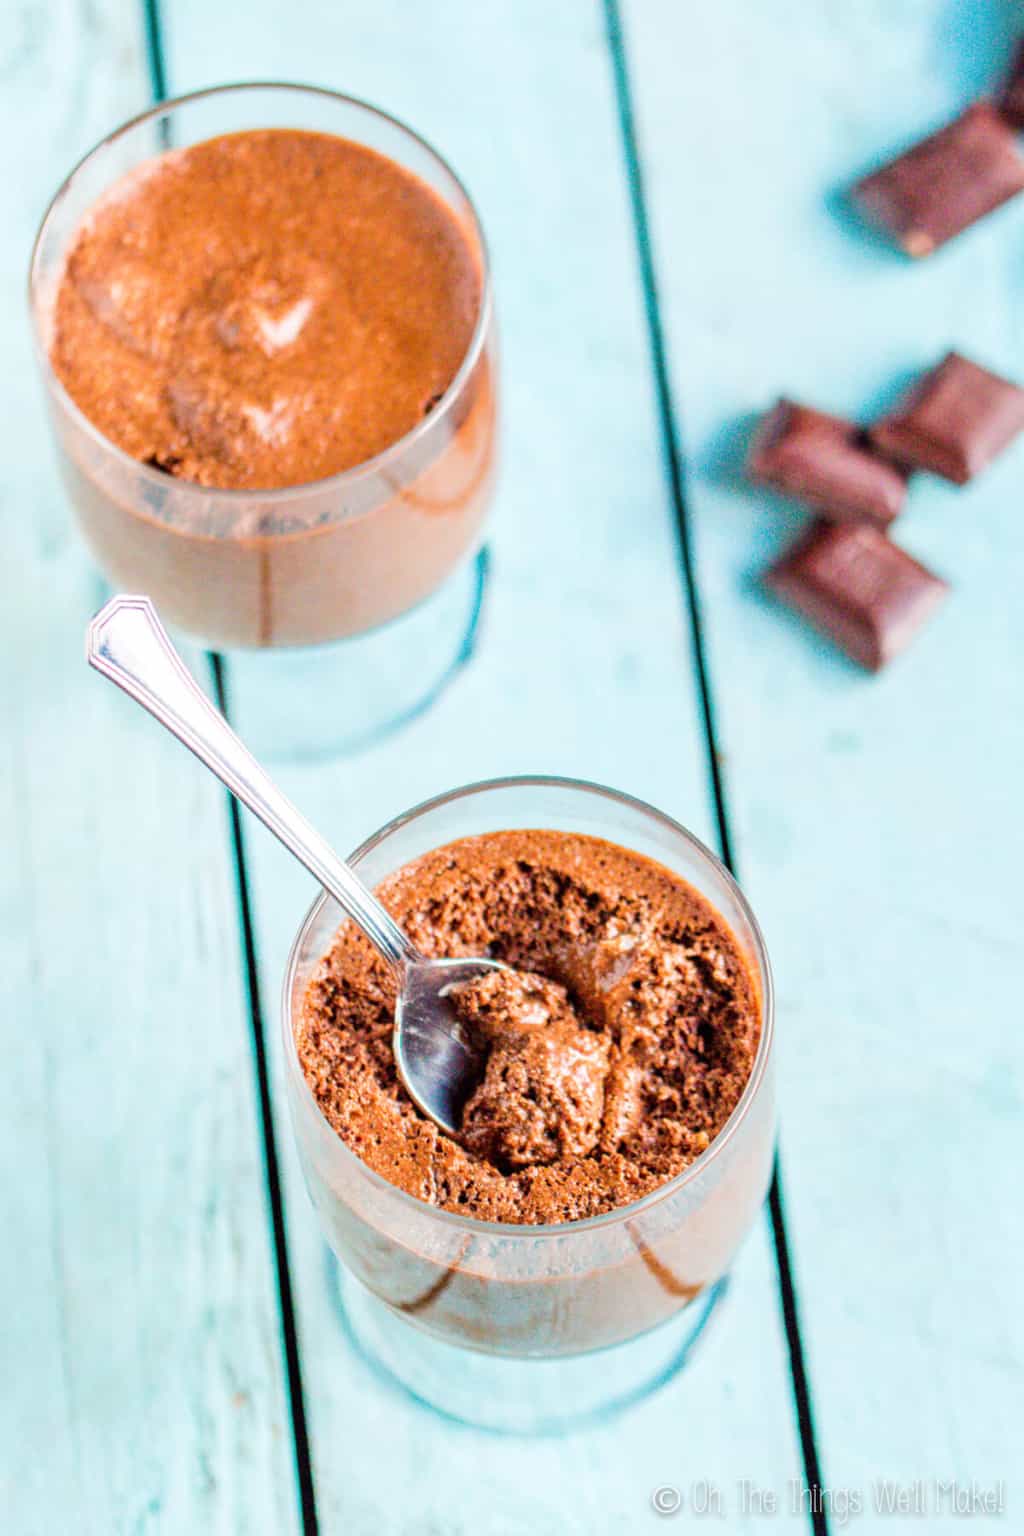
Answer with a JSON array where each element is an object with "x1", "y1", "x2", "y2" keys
[
  {"x1": 997, "y1": 40, "x2": 1024, "y2": 129},
  {"x1": 870, "y1": 352, "x2": 1024, "y2": 484},
  {"x1": 851, "y1": 102, "x2": 1024, "y2": 256},
  {"x1": 765, "y1": 520, "x2": 948, "y2": 671},
  {"x1": 747, "y1": 399, "x2": 907, "y2": 528}
]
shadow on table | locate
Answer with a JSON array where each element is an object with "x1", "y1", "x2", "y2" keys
[{"x1": 935, "y1": 0, "x2": 1020, "y2": 99}]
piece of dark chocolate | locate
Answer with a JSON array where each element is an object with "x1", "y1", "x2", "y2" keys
[
  {"x1": 765, "y1": 520, "x2": 948, "y2": 672},
  {"x1": 748, "y1": 399, "x2": 907, "y2": 527},
  {"x1": 851, "y1": 102, "x2": 1024, "y2": 257},
  {"x1": 997, "y1": 40, "x2": 1024, "y2": 129},
  {"x1": 870, "y1": 352, "x2": 1024, "y2": 484}
]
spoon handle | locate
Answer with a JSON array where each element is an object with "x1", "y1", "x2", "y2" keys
[{"x1": 87, "y1": 594, "x2": 417, "y2": 971}]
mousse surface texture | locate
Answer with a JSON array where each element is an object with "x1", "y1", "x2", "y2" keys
[
  {"x1": 50, "y1": 128, "x2": 480, "y2": 490},
  {"x1": 298, "y1": 831, "x2": 761, "y2": 1224}
]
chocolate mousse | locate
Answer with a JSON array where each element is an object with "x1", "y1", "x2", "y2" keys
[
  {"x1": 39, "y1": 124, "x2": 496, "y2": 646},
  {"x1": 298, "y1": 830, "x2": 761, "y2": 1224},
  {"x1": 454, "y1": 969, "x2": 611, "y2": 1168},
  {"x1": 51, "y1": 130, "x2": 480, "y2": 489}
]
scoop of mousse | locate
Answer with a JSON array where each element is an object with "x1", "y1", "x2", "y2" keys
[{"x1": 450, "y1": 968, "x2": 610, "y2": 1170}]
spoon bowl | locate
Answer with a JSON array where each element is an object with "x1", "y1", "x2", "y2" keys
[{"x1": 394, "y1": 955, "x2": 506, "y2": 1135}]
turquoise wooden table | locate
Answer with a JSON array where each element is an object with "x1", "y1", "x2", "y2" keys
[{"x1": 4, "y1": 2, "x2": 1021, "y2": 1531}]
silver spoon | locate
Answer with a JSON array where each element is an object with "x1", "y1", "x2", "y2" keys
[{"x1": 86, "y1": 594, "x2": 501, "y2": 1136}]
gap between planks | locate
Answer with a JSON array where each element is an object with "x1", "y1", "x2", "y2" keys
[
  {"x1": 601, "y1": 2, "x2": 830, "y2": 1531},
  {"x1": 140, "y1": 4, "x2": 321, "y2": 1532},
  {"x1": 141, "y1": 3, "x2": 829, "y2": 1532}
]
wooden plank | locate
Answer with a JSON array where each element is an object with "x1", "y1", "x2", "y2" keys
[
  {"x1": 622, "y1": 0, "x2": 1024, "y2": 1518},
  {"x1": 162, "y1": 0, "x2": 808, "y2": 1529},
  {"x1": 0, "y1": 4, "x2": 298, "y2": 1529}
]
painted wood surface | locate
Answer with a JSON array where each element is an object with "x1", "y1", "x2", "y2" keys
[
  {"x1": 7, "y1": 0, "x2": 1022, "y2": 1531},
  {"x1": 160, "y1": 2, "x2": 811, "y2": 1531},
  {"x1": 621, "y1": 0, "x2": 1024, "y2": 1523},
  {"x1": 2, "y1": 4, "x2": 298, "y2": 1532}
]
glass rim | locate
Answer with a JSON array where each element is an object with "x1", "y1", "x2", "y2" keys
[
  {"x1": 27, "y1": 79, "x2": 494, "y2": 508},
  {"x1": 281, "y1": 773, "x2": 776, "y2": 1240}
]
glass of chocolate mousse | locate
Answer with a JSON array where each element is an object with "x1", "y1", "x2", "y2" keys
[
  {"x1": 29, "y1": 84, "x2": 496, "y2": 752},
  {"x1": 284, "y1": 777, "x2": 775, "y2": 1433}
]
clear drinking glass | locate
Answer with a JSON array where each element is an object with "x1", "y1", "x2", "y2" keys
[
  {"x1": 282, "y1": 777, "x2": 776, "y2": 1433},
  {"x1": 29, "y1": 84, "x2": 497, "y2": 751}
]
